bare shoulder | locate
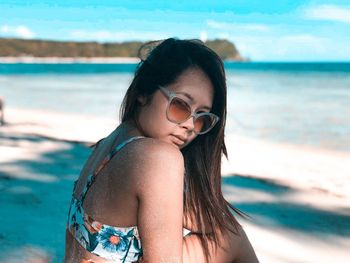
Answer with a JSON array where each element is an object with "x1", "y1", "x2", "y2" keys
[
  {"x1": 183, "y1": 223, "x2": 259, "y2": 263},
  {"x1": 126, "y1": 137, "x2": 184, "y2": 169},
  {"x1": 128, "y1": 138, "x2": 185, "y2": 261},
  {"x1": 225, "y1": 224, "x2": 259, "y2": 263},
  {"x1": 122, "y1": 137, "x2": 185, "y2": 193}
]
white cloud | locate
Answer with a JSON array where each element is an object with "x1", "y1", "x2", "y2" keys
[
  {"x1": 15, "y1": 26, "x2": 35, "y2": 39},
  {"x1": 206, "y1": 20, "x2": 270, "y2": 32},
  {"x1": 275, "y1": 34, "x2": 329, "y2": 56},
  {"x1": 199, "y1": 31, "x2": 207, "y2": 42},
  {"x1": 217, "y1": 33, "x2": 230, "y2": 40},
  {"x1": 212, "y1": 33, "x2": 332, "y2": 61},
  {"x1": 0, "y1": 25, "x2": 35, "y2": 39},
  {"x1": 304, "y1": 4, "x2": 350, "y2": 24},
  {"x1": 70, "y1": 30, "x2": 168, "y2": 42},
  {"x1": 280, "y1": 34, "x2": 326, "y2": 44},
  {"x1": 0, "y1": 25, "x2": 10, "y2": 33},
  {"x1": 206, "y1": 20, "x2": 226, "y2": 29}
]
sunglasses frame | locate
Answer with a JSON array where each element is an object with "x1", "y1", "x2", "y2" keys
[{"x1": 158, "y1": 86, "x2": 220, "y2": 135}]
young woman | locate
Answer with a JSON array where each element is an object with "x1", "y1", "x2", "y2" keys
[{"x1": 64, "y1": 38, "x2": 258, "y2": 263}]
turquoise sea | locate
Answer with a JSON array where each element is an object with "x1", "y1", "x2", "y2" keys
[{"x1": 1, "y1": 62, "x2": 350, "y2": 152}]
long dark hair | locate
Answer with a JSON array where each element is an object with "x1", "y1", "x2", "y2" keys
[{"x1": 120, "y1": 38, "x2": 247, "y2": 262}]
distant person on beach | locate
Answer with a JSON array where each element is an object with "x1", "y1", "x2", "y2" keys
[
  {"x1": 64, "y1": 38, "x2": 258, "y2": 262},
  {"x1": 0, "y1": 96, "x2": 4, "y2": 125}
]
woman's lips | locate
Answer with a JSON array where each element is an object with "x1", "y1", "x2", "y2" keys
[{"x1": 172, "y1": 135, "x2": 186, "y2": 145}]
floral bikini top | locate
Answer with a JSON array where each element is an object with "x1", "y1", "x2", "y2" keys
[{"x1": 67, "y1": 136, "x2": 191, "y2": 262}]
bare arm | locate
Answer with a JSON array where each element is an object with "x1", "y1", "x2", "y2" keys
[
  {"x1": 134, "y1": 140, "x2": 185, "y2": 263},
  {"x1": 183, "y1": 225, "x2": 259, "y2": 263}
]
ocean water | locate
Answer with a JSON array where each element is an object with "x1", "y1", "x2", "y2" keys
[{"x1": 1, "y1": 62, "x2": 349, "y2": 152}]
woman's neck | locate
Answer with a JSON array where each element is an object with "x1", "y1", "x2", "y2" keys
[{"x1": 108, "y1": 120, "x2": 144, "y2": 148}]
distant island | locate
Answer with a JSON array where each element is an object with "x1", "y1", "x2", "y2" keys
[{"x1": 0, "y1": 38, "x2": 246, "y2": 62}]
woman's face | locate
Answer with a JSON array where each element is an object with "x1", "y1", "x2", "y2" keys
[{"x1": 136, "y1": 67, "x2": 214, "y2": 149}]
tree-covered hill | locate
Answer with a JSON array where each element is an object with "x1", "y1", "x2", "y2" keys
[{"x1": 0, "y1": 38, "x2": 245, "y2": 61}]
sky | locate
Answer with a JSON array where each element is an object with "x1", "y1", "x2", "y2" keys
[{"x1": 1, "y1": 0, "x2": 350, "y2": 61}]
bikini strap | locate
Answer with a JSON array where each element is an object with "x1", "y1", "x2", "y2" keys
[
  {"x1": 110, "y1": 136, "x2": 146, "y2": 159},
  {"x1": 94, "y1": 136, "x2": 146, "y2": 175},
  {"x1": 79, "y1": 136, "x2": 146, "y2": 202}
]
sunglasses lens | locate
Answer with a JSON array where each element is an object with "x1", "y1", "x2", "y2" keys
[
  {"x1": 167, "y1": 96, "x2": 217, "y2": 134},
  {"x1": 194, "y1": 114, "x2": 215, "y2": 134},
  {"x1": 168, "y1": 97, "x2": 191, "y2": 122}
]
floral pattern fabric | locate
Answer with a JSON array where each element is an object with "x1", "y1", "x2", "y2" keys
[
  {"x1": 67, "y1": 192, "x2": 143, "y2": 262},
  {"x1": 67, "y1": 136, "x2": 145, "y2": 262}
]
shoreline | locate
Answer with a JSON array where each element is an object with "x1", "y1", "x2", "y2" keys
[
  {"x1": 0, "y1": 56, "x2": 141, "y2": 64},
  {"x1": 0, "y1": 56, "x2": 249, "y2": 64}
]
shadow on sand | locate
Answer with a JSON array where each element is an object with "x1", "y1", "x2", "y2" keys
[
  {"x1": 0, "y1": 132, "x2": 91, "y2": 262},
  {"x1": 1, "y1": 132, "x2": 350, "y2": 261},
  {"x1": 222, "y1": 175, "x2": 350, "y2": 240}
]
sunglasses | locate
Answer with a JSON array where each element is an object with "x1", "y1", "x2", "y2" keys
[{"x1": 159, "y1": 86, "x2": 219, "y2": 135}]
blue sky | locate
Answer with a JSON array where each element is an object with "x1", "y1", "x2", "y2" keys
[{"x1": 1, "y1": 0, "x2": 350, "y2": 61}]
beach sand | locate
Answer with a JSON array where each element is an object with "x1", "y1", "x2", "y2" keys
[{"x1": 1, "y1": 107, "x2": 349, "y2": 262}]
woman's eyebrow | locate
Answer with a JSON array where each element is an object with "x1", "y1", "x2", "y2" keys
[
  {"x1": 177, "y1": 91, "x2": 194, "y2": 102},
  {"x1": 177, "y1": 91, "x2": 211, "y2": 110}
]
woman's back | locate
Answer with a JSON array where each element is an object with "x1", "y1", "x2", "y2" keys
[
  {"x1": 72, "y1": 129, "x2": 144, "y2": 227},
  {"x1": 64, "y1": 125, "x2": 188, "y2": 262}
]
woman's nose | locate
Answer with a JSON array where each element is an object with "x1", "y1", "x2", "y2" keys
[{"x1": 180, "y1": 115, "x2": 195, "y2": 133}]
